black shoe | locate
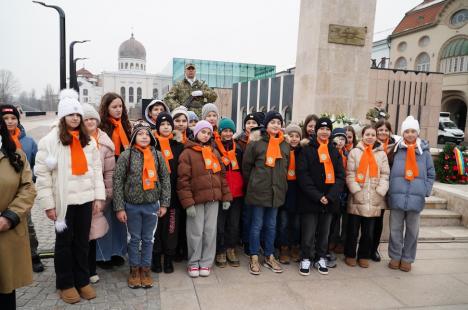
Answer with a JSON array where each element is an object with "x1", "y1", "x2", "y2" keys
[
  {"x1": 97, "y1": 260, "x2": 114, "y2": 270},
  {"x1": 371, "y1": 251, "x2": 381, "y2": 262},
  {"x1": 163, "y1": 255, "x2": 174, "y2": 274},
  {"x1": 32, "y1": 255, "x2": 45, "y2": 273},
  {"x1": 111, "y1": 255, "x2": 125, "y2": 266},
  {"x1": 151, "y1": 254, "x2": 162, "y2": 273}
]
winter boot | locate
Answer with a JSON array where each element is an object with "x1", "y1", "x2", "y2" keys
[
  {"x1": 163, "y1": 255, "x2": 174, "y2": 274},
  {"x1": 279, "y1": 246, "x2": 290, "y2": 265},
  {"x1": 226, "y1": 248, "x2": 240, "y2": 267}
]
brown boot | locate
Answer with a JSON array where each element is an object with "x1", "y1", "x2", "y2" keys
[
  {"x1": 388, "y1": 259, "x2": 400, "y2": 270},
  {"x1": 358, "y1": 259, "x2": 369, "y2": 268},
  {"x1": 215, "y1": 252, "x2": 227, "y2": 268},
  {"x1": 290, "y1": 245, "x2": 301, "y2": 262},
  {"x1": 334, "y1": 244, "x2": 344, "y2": 254},
  {"x1": 77, "y1": 284, "x2": 96, "y2": 300},
  {"x1": 59, "y1": 287, "x2": 80, "y2": 304},
  {"x1": 140, "y1": 267, "x2": 153, "y2": 288},
  {"x1": 226, "y1": 248, "x2": 240, "y2": 267},
  {"x1": 128, "y1": 266, "x2": 141, "y2": 288},
  {"x1": 345, "y1": 257, "x2": 357, "y2": 267},
  {"x1": 279, "y1": 246, "x2": 290, "y2": 264},
  {"x1": 399, "y1": 261, "x2": 412, "y2": 272},
  {"x1": 249, "y1": 255, "x2": 261, "y2": 275}
]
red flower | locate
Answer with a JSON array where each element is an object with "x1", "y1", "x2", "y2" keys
[
  {"x1": 451, "y1": 175, "x2": 457, "y2": 180},
  {"x1": 453, "y1": 166, "x2": 459, "y2": 171},
  {"x1": 445, "y1": 155, "x2": 450, "y2": 160}
]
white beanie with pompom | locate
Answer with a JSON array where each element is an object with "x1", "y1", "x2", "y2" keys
[
  {"x1": 58, "y1": 89, "x2": 83, "y2": 119},
  {"x1": 400, "y1": 116, "x2": 420, "y2": 135}
]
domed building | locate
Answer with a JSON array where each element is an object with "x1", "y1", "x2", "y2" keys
[{"x1": 78, "y1": 33, "x2": 172, "y2": 108}]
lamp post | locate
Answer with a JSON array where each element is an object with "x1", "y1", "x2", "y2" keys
[
  {"x1": 73, "y1": 57, "x2": 88, "y2": 94},
  {"x1": 69, "y1": 40, "x2": 90, "y2": 92},
  {"x1": 32, "y1": 1, "x2": 66, "y2": 90}
]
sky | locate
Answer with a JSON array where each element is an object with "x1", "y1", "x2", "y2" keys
[{"x1": 0, "y1": 0, "x2": 422, "y2": 97}]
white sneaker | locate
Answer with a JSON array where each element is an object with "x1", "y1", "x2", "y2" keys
[
  {"x1": 89, "y1": 275, "x2": 100, "y2": 284},
  {"x1": 314, "y1": 257, "x2": 329, "y2": 275},
  {"x1": 199, "y1": 267, "x2": 210, "y2": 277},
  {"x1": 187, "y1": 266, "x2": 200, "y2": 278},
  {"x1": 299, "y1": 259, "x2": 311, "y2": 276}
]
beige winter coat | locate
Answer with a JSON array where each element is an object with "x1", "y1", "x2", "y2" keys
[
  {"x1": 94, "y1": 129, "x2": 115, "y2": 199},
  {"x1": 346, "y1": 142, "x2": 390, "y2": 217}
]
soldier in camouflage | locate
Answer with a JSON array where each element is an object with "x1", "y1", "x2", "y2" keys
[
  {"x1": 366, "y1": 100, "x2": 390, "y2": 125},
  {"x1": 164, "y1": 63, "x2": 218, "y2": 116}
]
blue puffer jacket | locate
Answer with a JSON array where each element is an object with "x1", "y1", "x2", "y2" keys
[
  {"x1": 388, "y1": 139, "x2": 435, "y2": 212},
  {"x1": 18, "y1": 125, "x2": 38, "y2": 170}
]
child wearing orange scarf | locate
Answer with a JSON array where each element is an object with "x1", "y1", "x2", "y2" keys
[
  {"x1": 151, "y1": 112, "x2": 184, "y2": 274},
  {"x1": 387, "y1": 116, "x2": 435, "y2": 272},
  {"x1": 344, "y1": 126, "x2": 390, "y2": 269},
  {"x1": 296, "y1": 117, "x2": 345, "y2": 276},
  {"x1": 113, "y1": 120, "x2": 171, "y2": 289}
]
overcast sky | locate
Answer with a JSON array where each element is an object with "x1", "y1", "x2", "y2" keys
[{"x1": 0, "y1": 0, "x2": 422, "y2": 96}]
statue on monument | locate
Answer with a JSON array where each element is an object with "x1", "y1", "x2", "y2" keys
[{"x1": 366, "y1": 100, "x2": 390, "y2": 124}]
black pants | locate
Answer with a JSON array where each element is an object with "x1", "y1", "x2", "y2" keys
[
  {"x1": 329, "y1": 211, "x2": 348, "y2": 246},
  {"x1": 153, "y1": 207, "x2": 179, "y2": 256},
  {"x1": 176, "y1": 208, "x2": 188, "y2": 258},
  {"x1": 217, "y1": 198, "x2": 242, "y2": 253},
  {"x1": 301, "y1": 212, "x2": 333, "y2": 260},
  {"x1": 55, "y1": 202, "x2": 92, "y2": 289},
  {"x1": 345, "y1": 214, "x2": 376, "y2": 259},
  {"x1": 88, "y1": 240, "x2": 97, "y2": 277},
  {"x1": 372, "y1": 209, "x2": 385, "y2": 253},
  {"x1": 0, "y1": 290, "x2": 15, "y2": 310}
]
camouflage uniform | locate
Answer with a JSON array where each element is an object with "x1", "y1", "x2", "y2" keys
[
  {"x1": 366, "y1": 107, "x2": 390, "y2": 124},
  {"x1": 164, "y1": 79, "x2": 218, "y2": 116}
]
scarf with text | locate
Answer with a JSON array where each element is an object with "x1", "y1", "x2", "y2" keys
[
  {"x1": 265, "y1": 131, "x2": 284, "y2": 168},
  {"x1": 405, "y1": 142, "x2": 419, "y2": 181},
  {"x1": 134, "y1": 145, "x2": 158, "y2": 190},
  {"x1": 154, "y1": 132, "x2": 174, "y2": 173},
  {"x1": 192, "y1": 144, "x2": 221, "y2": 173},
  {"x1": 356, "y1": 144, "x2": 378, "y2": 183},
  {"x1": 317, "y1": 139, "x2": 335, "y2": 184}
]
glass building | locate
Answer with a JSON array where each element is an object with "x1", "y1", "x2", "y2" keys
[{"x1": 172, "y1": 58, "x2": 276, "y2": 88}]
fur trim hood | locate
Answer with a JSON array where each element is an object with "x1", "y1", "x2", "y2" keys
[{"x1": 144, "y1": 100, "x2": 170, "y2": 125}]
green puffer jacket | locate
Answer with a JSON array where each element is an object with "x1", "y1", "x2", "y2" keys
[
  {"x1": 164, "y1": 78, "x2": 218, "y2": 115},
  {"x1": 113, "y1": 146, "x2": 171, "y2": 211},
  {"x1": 242, "y1": 129, "x2": 290, "y2": 208}
]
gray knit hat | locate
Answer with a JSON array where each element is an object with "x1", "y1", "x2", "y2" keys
[
  {"x1": 285, "y1": 123, "x2": 302, "y2": 139},
  {"x1": 82, "y1": 103, "x2": 101, "y2": 125},
  {"x1": 201, "y1": 103, "x2": 219, "y2": 120}
]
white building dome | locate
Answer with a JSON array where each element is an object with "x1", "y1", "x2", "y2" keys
[{"x1": 118, "y1": 33, "x2": 147, "y2": 73}]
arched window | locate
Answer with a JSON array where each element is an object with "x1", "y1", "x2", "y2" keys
[
  {"x1": 153, "y1": 88, "x2": 159, "y2": 99},
  {"x1": 130, "y1": 63, "x2": 134, "y2": 70},
  {"x1": 125, "y1": 63, "x2": 128, "y2": 69},
  {"x1": 129, "y1": 87, "x2": 134, "y2": 103},
  {"x1": 120, "y1": 87, "x2": 126, "y2": 100},
  {"x1": 395, "y1": 57, "x2": 407, "y2": 70},
  {"x1": 120, "y1": 63, "x2": 123, "y2": 69},
  {"x1": 415, "y1": 52, "x2": 430, "y2": 71},
  {"x1": 137, "y1": 87, "x2": 142, "y2": 103},
  {"x1": 451, "y1": 9, "x2": 468, "y2": 26}
]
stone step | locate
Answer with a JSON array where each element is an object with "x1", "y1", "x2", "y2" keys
[
  {"x1": 420, "y1": 209, "x2": 462, "y2": 227},
  {"x1": 424, "y1": 196, "x2": 448, "y2": 209},
  {"x1": 419, "y1": 226, "x2": 468, "y2": 242}
]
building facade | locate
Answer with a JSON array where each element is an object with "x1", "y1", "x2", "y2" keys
[{"x1": 388, "y1": 0, "x2": 468, "y2": 140}]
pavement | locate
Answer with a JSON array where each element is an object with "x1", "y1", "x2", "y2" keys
[{"x1": 16, "y1": 115, "x2": 468, "y2": 310}]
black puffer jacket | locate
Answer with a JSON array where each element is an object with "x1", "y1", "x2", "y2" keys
[{"x1": 296, "y1": 138, "x2": 345, "y2": 214}]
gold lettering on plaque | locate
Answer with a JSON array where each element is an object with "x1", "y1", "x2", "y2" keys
[{"x1": 328, "y1": 24, "x2": 367, "y2": 46}]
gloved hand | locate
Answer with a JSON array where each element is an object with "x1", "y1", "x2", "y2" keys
[
  {"x1": 222, "y1": 201, "x2": 230, "y2": 210},
  {"x1": 191, "y1": 90, "x2": 203, "y2": 97},
  {"x1": 186, "y1": 206, "x2": 197, "y2": 218}
]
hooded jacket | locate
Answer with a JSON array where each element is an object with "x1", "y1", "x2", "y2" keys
[
  {"x1": 144, "y1": 100, "x2": 171, "y2": 128},
  {"x1": 388, "y1": 139, "x2": 435, "y2": 212},
  {"x1": 296, "y1": 138, "x2": 345, "y2": 214},
  {"x1": 346, "y1": 141, "x2": 390, "y2": 217},
  {"x1": 242, "y1": 129, "x2": 290, "y2": 208},
  {"x1": 18, "y1": 124, "x2": 38, "y2": 170}
]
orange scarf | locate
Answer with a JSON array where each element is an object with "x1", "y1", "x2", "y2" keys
[
  {"x1": 215, "y1": 138, "x2": 239, "y2": 170},
  {"x1": 287, "y1": 150, "x2": 296, "y2": 180},
  {"x1": 405, "y1": 143, "x2": 419, "y2": 181},
  {"x1": 154, "y1": 132, "x2": 174, "y2": 173},
  {"x1": 11, "y1": 128, "x2": 22, "y2": 149},
  {"x1": 345, "y1": 143, "x2": 353, "y2": 152},
  {"x1": 109, "y1": 118, "x2": 129, "y2": 155},
  {"x1": 134, "y1": 145, "x2": 158, "y2": 190},
  {"x1": 91, "y1": 130, "x2": 100, "y2": 149},
  {"x1": 181, "y1": 131, "x2": 187, "y2": 144},
  {"x1": 69, "y1": 131, "x2": 88, "y2": 175},
  {"x1": 192, "y1": 145, "x2": 221, "y2": 173},
  {"x1": 356, "y1": 144, "x2": 379, "y2": 183},
  {"x1": 338, "y1": 148, "x2": 347, "y2": 169},
  {"x1": 317, "y1": 139, "x2": 335, "y2": 184},
  {"x1": 265, "y1": 131, "x2": 284, "y2": 167}
]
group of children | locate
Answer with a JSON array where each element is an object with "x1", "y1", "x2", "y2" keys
[{"x1": 0, "y1": 89, "x2": 435, "y2": 304}]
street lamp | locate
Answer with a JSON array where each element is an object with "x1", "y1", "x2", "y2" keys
[
  {"x1": 32, "y1": 1, "x2": 66, "y2": 90},
  {"x1": 73, "y1": 57, "x2": 88, "y2": 94},
  {"x1": 69, "y1": 40, "x2": 90, "y2": 92}
]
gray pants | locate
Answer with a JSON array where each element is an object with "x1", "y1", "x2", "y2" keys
[
  {"x1": 388, "y1": 209, "x2": 420, "y2": 263},
  {"x1": 186, "y1": 201, "x2": 219, "y2": 268}
]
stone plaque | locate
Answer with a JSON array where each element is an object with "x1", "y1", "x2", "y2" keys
[{"x1": 328, "y1": 24, "x2": 367, "y2": 46}]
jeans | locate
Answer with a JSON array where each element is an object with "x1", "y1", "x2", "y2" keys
[
  {"x1": 301, "y1": 212, "x2": 333, "y2": 260},
  {"x1": 242, "y1": 203, "x2": 252, "y2": 246},
  {"x1": 55, "y1": 202, "x2": 92, "y2": 289},
  {"x1": 388, "y1": 209, "x2": 420, "y2": 263},
  {"x1": 126, "y1": 202, "x2": 159, "y2": 267},
  {"x1": 249, "y1": 206, "x2": 278, "y2": 257},
  {"x1": 217, "y1": 198, "x2": 242, "y2": 253},
  {"x1": 345, "y1": 214, "x2": 376, "y2": 259}
]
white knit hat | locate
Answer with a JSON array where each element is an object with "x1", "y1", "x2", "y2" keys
[
  {"x1": 58, "y1": 89, "x2": 83, "y2": 119},
  {"x1": 82, "y1": 103, "x2": 101, "y2": 125},
  {"x1": 400, "y1": 116, "x2": 420, "y2": 135},
  {"x1": 201, "y1": 103, "x2": 219, "y2": 120},
  {"x1": 171, "y1": 105, "x2": 189, "y2": 120}
]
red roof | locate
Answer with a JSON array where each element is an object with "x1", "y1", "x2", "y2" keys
[
  {"x1": 76, "y1": 67, "x2": 94, "y2": 79},
  {"x1": 392, "y1": 0, "x2": 448, "y2": 36}
]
